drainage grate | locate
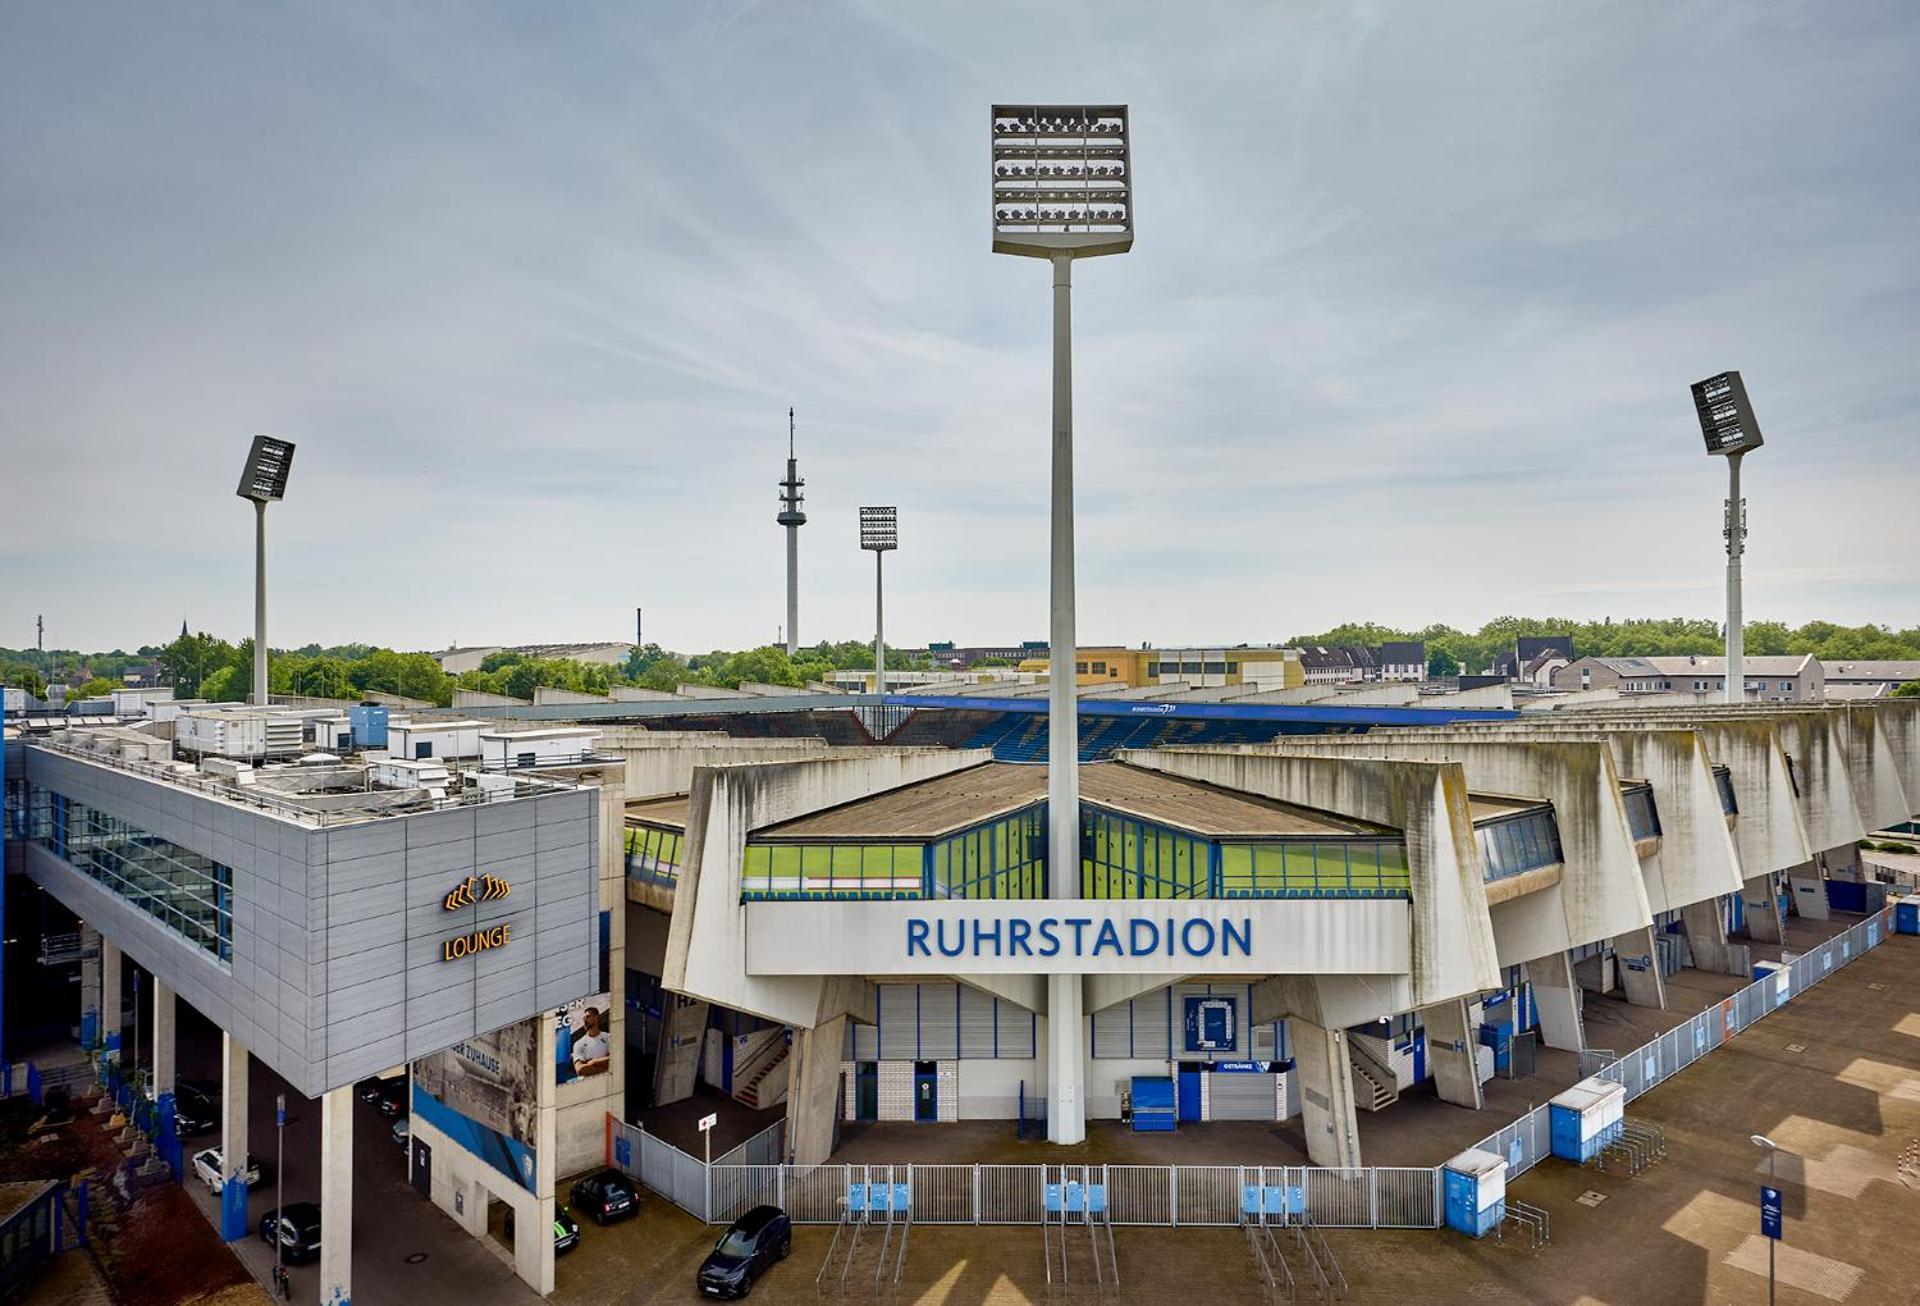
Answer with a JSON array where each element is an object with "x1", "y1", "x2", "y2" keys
[
  {"x1": 1785, "y1": 1043, "x2": 1807, "y2": 1054},
  {"x1": 1575, "y1": 1190, "x2": 1608, "y2": 1208}
]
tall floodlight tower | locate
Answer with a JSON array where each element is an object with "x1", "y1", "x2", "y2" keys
[
  {"x1": 990, "y1": 104, "x2": 1133, "y2": 1145},
  {"x1": 859, "y1": 507, "x2": 897, "y2": 695},
  {"x1": 1689, "y1": 372, "x2": 1764, "y2": 705},
  {"x1": 235, "y1": 436, "x2": 296, "y2": 708},
  {"x1": 777, "y1": 409, "x2": 807, "y2": 655}
]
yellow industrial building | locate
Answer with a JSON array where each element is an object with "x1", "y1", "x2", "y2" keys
[{"x1": 1017, "y1": 645, "x2": 1304, "y2": 689}]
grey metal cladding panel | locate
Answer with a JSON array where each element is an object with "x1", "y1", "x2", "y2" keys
[
  {"x1": 535, "y1": 963, "x2": 594, "y2": 1013},
  {"x1": 404, "y1": 980, "x2": 473, "y2": 1030},
  {"x1": 476, "y1": 823, "x2": 537, "y2": 865},
  {"x1": 329, "y1": 848, "x2": 407, "y2": 899},
  {"x1": 329, "y1": 1032, "x2": 409, "y2": 1088},
  {"x1": 406, "y1": 1011, "x2": 481, "y2": 1064},
  {"x1": 475, "y1": 798, "x2": 539, "y2": 838},
  {"x1": 534, "y1": 789, "x2": 593, "y2": 827},
  {"x1": 332, "y1": 942, "x2": 405, "y2": 989},
  {"x1": 325, "y1": 819, "x2": 406, "y2": 861},
  {"x1": 406, "y1": 807, "x2": 477, "y2": 849},
  {"x1": 474, "y1": 957, "x2": 536, "y2": 1011},
  {"x1": 326, "y1": 1002, "x2": 406, "y2": 1059},
  {"x1": 534, "y1": 891, "x2": 592, "y2": 937},
  {"x1": 326, "y1": 910, "x2": 405, "y2": 962},
  {"x1": 535, "y1": 819, "x2": 590, "y2": 855},
  {"x1": 330, "y1": 964, "x2": 412, "y2": 1021},
  {"x1": 404, "y1": 837, "x2": 481, "y2": 884},
  {"x1": 329, "y1": 878, "x2": 407, "y2": 928},
  {"x1": 406, "y1": 955, "x2": 473, "y2": 1004}
]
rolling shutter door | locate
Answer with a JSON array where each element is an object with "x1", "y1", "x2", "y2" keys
[
  {"x1": 876, "y1": 983, "x2": 916, "y2": 1059},
  {"x1": 958, "y1": 985, "x2": 998, "y2": 1059},
  {"x1": 918, "y1": 983, "x2": 959, "y2": 1060},
  {"x1": 1091, "y1": 1002, "x2": 1131, "y2": 1058},
  {"x1": 1208, "y1": 1072, "x2": 1278, "y2": 1121},
  {"x1": 1131, "y1": 989, "x2": 1172, "y2": 1060},
  {"x1": 849, "y1": 1020, "x2": 879, "y2": 1062}
]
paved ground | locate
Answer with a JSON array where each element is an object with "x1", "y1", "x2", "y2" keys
[
  {"x1": 543, "y1": 930, "x2": 1920, "y2": 1304},
  {"x1": 171, "y1": 1008, "x2": 541, "y2": 1306}
]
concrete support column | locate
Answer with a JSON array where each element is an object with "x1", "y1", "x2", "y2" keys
[
  {"x1": 1523, "y1": 953, "x2": 1585, "y2": 1052},
  {"x1": 319, "y1": 1086, "x2": 353, "y2": 1306},
  {"x1": 1679, "y1": 899, "x2": 1738, "y2": 974},
  {"x1": 1291, "y1": 1017, "x2": 1363, "y2": 1168},
  {"x1": 1741, "y1": 873, "x2": 1785, "y2": 943},
  {"x1": 218, "y1": 1033, "x2": 251, "y2": 1240},
  {"x1": 1418, "y1": 1000, "x2": 1484, "y2": 1110},
  {"x1": 151, "y1": 981, "x2": 177, "y2": 1096},
  {"x1": 100, "y1": 941, "x2": 122, "y2": 1061},
  {"x1": 784, "y1": 1016, "x2": 847, "y2": 1166},
  {"x1": 651, "y1": 994, "x2": 709, "y2": 1106},
  {"x1": 1609, "y1": 927, "x2": 1669, "y2": 1009},
  {"x1": 78, "y1": 925, "x2": 102, "y2": 1050},
  {"x1": 520, "y1": 1016, "x2": 557, "y2": 1296}
]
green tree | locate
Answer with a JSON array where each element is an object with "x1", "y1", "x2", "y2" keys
[
  {"x1": 159, "y1": 631, "x2": 239, "y2": 698},
  {"x1": 68, "y1": 677, "x2": 121, "y2": 700},
  {"x1": 1426, "y1": 648, "x2": 1460, "y2": 678},
  {"x1": 1893, "y1": 681, "x2": 1920, "y2": 698},
  {"x1": 1, "y1": 662, "x2": 47, "y2": 698},
  {"x1": 199, "y1": 665, "x2": 248, "y2": 702}
]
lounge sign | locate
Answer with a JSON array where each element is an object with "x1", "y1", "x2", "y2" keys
[
  {"x1": 742, "y1": 898, "x2": 1411, "y2": 976},
  {"x1": 442, "y1": 874, "x2": 514, "y2": 961}
]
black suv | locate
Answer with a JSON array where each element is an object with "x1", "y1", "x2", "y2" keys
[
  {"x1": 259, "y1": 1203, "x2": 324, "y2": 1264},
  {"x1": 172, "y1": 1079, "x2": 220, "y2": 1136},
  {"x1": 569, "y1": 1169, "x2": 640, "y2": 1225},
  {"x1": 697, "y1": 1205, "x2": 792, "y2": 1298},
  {"x1": 374, "y1": 1078, "x2": 409, "y2": 1119}
]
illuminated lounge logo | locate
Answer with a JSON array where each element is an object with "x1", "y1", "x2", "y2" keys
[{"x1": 443, "y1": 874, "x2": 512, "y2": 911}]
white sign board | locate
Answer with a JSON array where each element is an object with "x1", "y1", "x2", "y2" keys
[
  {"x1": 697, "y1": 1113, "x2": 718, "y2": 1133},
  {"x1": 743, "y1": 898, "x2": 1410, "y2": 976}
]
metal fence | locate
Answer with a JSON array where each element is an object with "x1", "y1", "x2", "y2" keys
[
  {"x1": 1469, "y1": 910, "x2": 1891, "y2": 1181},
  {"x1": 609, "y1": 910, "x2": 1893, "y2": 1233}
]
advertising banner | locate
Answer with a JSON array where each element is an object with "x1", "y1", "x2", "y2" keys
[
  {"x1": 554, "y1": 993, "x2": 612, "y2": 1085},
  {"x1": 413, "y1": 1018, "x2": 540, "y2": 1192}
]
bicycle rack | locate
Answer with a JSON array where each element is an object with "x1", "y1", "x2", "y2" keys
[
  {"x1": 817, "y1": 1165, "x2": 909, "y2": 1296},
  {"x1": 1241, "y1": 1170, "x2": 1302, "y2": 1305},
  {"x1": 1298, "y1": 1219, "x2": 1346, "y2": 1302},
  {"x1": 1498, "y1": 1199, "x2": 1551, "y2": 1251},
  {"x1": 1042, "y1": 1164, "x2": 1117, "y2": 1293}
]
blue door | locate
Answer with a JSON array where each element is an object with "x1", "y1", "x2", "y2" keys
[
  {"x1": 1412, "y1": 1030, "x2": 1427, "y2": 1083},
  {"x1": 913, "y1": 1061, "x2": 938, "y2": 1122},
  {"x1": 1177, "y1": 1065, "x2": 1202, "y2": 1122}
]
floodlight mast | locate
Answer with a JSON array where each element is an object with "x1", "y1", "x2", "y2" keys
[
  {"x1": 860, "y1": 508, "x2": 898, "y2": 695},
  {"x1": 1690, "y1": 372, "x2": 1763, "y2": 705},
  {"x1": 992, "y1": 104, "x2": 1133, "y2": 1146},
  {"x1": 235, "y1": 436, "x2": 295, "y2": 708}
]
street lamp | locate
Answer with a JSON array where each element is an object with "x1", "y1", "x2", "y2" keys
[
  {"x1": 236, "y1": 436, "x2": 296, "y2": 708},
  {"x1": 275, "y1": 1092, "x2": 287, "y2": 1298},
  {"x1": 1750, "y1": 1133, "x2": 1781, "y2": 1305},
  {"x1": 992, "y1": 104, "x2": 1133, "y2": 1146},
  {"x1": 859, "y1": 507, "x2": 898, "y2": 696},
  {"x1": 1689, "y1": 373, "x2": 1763, "y2": 705}
]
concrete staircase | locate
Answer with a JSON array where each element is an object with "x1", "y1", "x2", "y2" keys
[
  {"x1": 1348, "y1": 1042, "x2": 1400, "y2": 1112},
  {"x1": 731, "y1": 1031, "x2": 791, "y2": 1110}
]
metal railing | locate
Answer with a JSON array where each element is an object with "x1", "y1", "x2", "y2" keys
[
  {"x1": 601, "y1": 910, "x2": 1894, "y2": 1240},
  {"x1": 1467, "y1": 910, "x2": 1891, "y2": 1181}
]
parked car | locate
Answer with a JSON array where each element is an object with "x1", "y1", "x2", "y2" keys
[
  {"x1": 505, "y1": 1206, "x2": 581, "y2": 1256},
  {"x1": 391, "y1": 1117, "x2": 410, "y2": 1148},
  {"x1": 173, "y1": 1081, "x2": 219, "y2": 1136},
  {"x1": 568, "y1": 1169, "x2": 640, "y2": 1225},
  {"x1": 374, "y1": 1078, "x2": 409, "y2": 1119},
  {"x1": 356, "y1": 1074, "x2": 402, "y2": 1105},
  {"x1": 259, "y1": 1203, "x2": 323, "y2": 1264},
  {"x1": 697, "y1": 1205, "x2": 792, "y2": 1298},
  {"x1": 192, "y1": 1147, "x2": 264, "y2": 1192}
]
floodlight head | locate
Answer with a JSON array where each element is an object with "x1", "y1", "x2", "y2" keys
[
  {"x1": 1750, "y1": 1134, "x2": 1776, "y2": 1150},
  {"x1": 859, "y1": 506, "x2": 898, "y2": 552},
  {"x1": 991, "y1": 104, "x2": 1132, "y2": 259},
  {"x1": 236, "y1": 435, "x2": 296, "y2": 502},
  {"x1": 1691, "y1": 371, "x2": 1764, "y2": 457}
]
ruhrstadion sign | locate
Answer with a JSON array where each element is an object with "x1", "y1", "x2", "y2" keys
[{"x1": 742, "y1": 898, "x2": 1410, "y2": 976}]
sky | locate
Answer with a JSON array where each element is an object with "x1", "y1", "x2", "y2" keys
[{"x1": 3, "y1": 2, "x2": 1917, "y2": 655}]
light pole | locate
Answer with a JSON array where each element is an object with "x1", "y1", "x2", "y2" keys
[
  {"x1": 991, "y1": 104, "x2": 1133, "y2": 1145},
  {"x1": 859, "y1": 508, "x2": 898, "y2": 696},
  {"x1": 1751, "y1": 1133, "x2": 1783, "y2": 1306},
  {"x1": 1690, "y1": 373, "x2": 1763, "y2": 705},
  {"x1": 236, "y1": 436, "x2": 297, "y2": 708},
  {"x1": 275, "y1": 1092, "x2": 286, "y2": 1296}
]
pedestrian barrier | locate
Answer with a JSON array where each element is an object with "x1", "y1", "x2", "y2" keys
[
  {"x1": 1042, "y1": 1164, "x2": 1117, "y2": 1291},
  {"x1": 610, "y1": 911, "x2": 1894, "y2": 1241},
  {"x1": 1498, "y1": 1199, "x2": 1550, "y2": 1252}
]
